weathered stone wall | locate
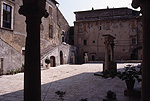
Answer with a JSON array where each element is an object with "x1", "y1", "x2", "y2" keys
[
  {"x1": 74, "y1": 8, "x2": 142, "y2": 63},
  {"x1": 0, "y1": 0, "x2": 74, "y2": 73},
  {"x1": 40, "y1": 1, "x2": 70, "y2": 52},
  {"x1": 0, "y1": 38, "x2": 24, "y2": 74},
  {"x1": 75, "y1": 7, "x2": 140, "y2": 21},
  {"x1": 0, "y1": 0, "x2": 26, "y2": 53},
  {"x1": 41, "y1": 43, "x2": 77, "y2": 68},
  {"x1": 0, "y1": 0, "x2": 70, "y2": 54}
]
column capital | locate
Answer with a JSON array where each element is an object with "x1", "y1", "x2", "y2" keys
[{"x1": 18, "y1": 4, "x2": 49, "y2": 18}]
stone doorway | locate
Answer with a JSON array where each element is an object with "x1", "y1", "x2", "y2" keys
[
  {"x1": 60, "y1": 51, "x2": 63, "y2": 65},
  {"x1": 92, "y1": 55, "x2": 95, "y2": 61},
  {"x1": 0, "y1": 58, "x2": 3, "y2": 76},
  {"x1": 50, "y1": 56, "x2": 56, "y2": 67}
]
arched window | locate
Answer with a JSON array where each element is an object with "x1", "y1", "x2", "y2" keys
[
  {"x1": 49, "y1": 25, "x2": 53, "y2": 38},
  {"x1": 92, "y1": 55, "x2": 95, "y2": 61}
]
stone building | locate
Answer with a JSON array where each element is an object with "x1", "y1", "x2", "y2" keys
[
  {"x1": 74, "y1": 7, "x2": 143, "y2": 63},
  {"x1": 0, "y1": 0, "x2": 76, "y2": 74}
]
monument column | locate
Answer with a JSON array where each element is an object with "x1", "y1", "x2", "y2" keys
[
  {"x1": 19, "y1": 0, "x2": 48, "y2": 101},
  {"x1": 132, "y1": 1, "x2": 150, "y2": 101},
  {"x1": 103, "y1": 35, "x2": 116, "y2": 72},
  {"x1": 104, "y1": 40, "x2": 109, "y2": 71}
]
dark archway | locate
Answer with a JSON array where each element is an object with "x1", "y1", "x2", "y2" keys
[
  {"x1": 92, "y1": 55, "x2": 95, "y2": 61},
  {"x1": 50, "y1": 56, "x2": 56, "y2": 67},
  {"x1": 130, "y1": 46, "x2": 142, "y2": 60},
  {"x1": 60, "y1": 51, "x2": 63, "y2": 65}
]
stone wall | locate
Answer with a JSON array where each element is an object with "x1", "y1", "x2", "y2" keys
[
  {"x1": 0, "y1": 0, "x2": 74, "y2": 73},
  {"x1": 40, "y1": 1, "x2": 70, "y2": 51},
  {"x1": 0, "y1": 38, "x2": 24, "y2": 74},
  {"x1": 74, "y1": 7, "x2": 140, "y2": 21},
  {"x1": 74, "y1": 8, "x2": 143, "y2": 63},
  {"x1": 0, "y1": 0, "x2": 26, "y2": 53},
  {"x1": 41, "y1": 43, "x2": 77, "y2": 68}
]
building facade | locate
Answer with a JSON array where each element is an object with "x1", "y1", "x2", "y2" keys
[
  {"x1": 74, "y1": 8, "x2": 142, "y2": 63},
  {"x1": 0, "y1": 0, "x2": 76, "y2": 74}
]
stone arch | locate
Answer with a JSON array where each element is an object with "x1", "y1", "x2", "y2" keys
[
  {"x1": 92, "y1": 55, "x2": 95, "y2": 61},
  {"x1": 60, "y1": 51, "x2": 63, "y2": 65},
  {"x1": 50, "y1": 56, "x2": 56, "y2": 67}
]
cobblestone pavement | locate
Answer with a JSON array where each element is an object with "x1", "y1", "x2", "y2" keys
[{"x1": 0, "y1": 63, "x2": 141, "y2": 101}]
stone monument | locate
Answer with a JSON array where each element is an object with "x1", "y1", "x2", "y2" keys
[{"x1": 103, "y1": 34, "x2": 116, "y2": 72}]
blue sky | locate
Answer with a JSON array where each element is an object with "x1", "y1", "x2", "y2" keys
[{"x1": 57, "y1": 0, "x2": 139, "y2": 26}]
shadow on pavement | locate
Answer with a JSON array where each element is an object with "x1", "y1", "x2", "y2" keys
[{"x1": 0, "y1": 66, "x2": 141, "y2": 101}]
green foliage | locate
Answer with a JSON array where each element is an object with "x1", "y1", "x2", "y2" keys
[
  {"x1": 6, "y1": 64, "x2": 24, "y2": 75},
  {"x1": 55, "y1": 91, "x2": 66, "y2": 98},
  {"x1": 21, "y1": 64, "x2": 24, "y2": 72},
  {"x1": 45, "y1": 58, "x2": 50, "y2": 64},
  {"x1": 102, "y1": 69, "x2": 117, "y2": 78},
  {"x1": 117, "y1": 65, "x2": 142, "y2": 82},
  {"x1": 106, "y1": 90, "x2": 116, "y2": 99}
]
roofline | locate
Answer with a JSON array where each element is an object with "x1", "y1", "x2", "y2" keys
[
  {"x1": 51, "y1": 0, "x2": 59, "y2": 4},
  {"x1": 74, "y1": 16, "x2": 142, "y2": 23},
  {"x1": 74, "y1": 7, "x2": 139, "y2": 14}
]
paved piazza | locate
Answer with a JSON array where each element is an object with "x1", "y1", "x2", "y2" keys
[{"x1": 0, "y1": 63, "x2": 141, "y2": 101}]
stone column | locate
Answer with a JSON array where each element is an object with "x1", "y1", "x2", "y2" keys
[
  {"x1": 141, "y1": 2, "x2": 150, "y2": 101},
  {"x1": 132, "y1": 1, "x2": 150, "y2": 101},
  {"x1": 103, "y1": 35, "x2": 116, "y2": 71},
  {"x1": 19, "y1": 0, "x2": 48, "y2": 101},
  {"x1": 104, "y1": 41, "x2": 109, "y2": 71},
  {"x1": 25, "y1": 16, "x2": 41, "y2": 101}
]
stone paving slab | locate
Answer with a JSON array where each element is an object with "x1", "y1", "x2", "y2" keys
[{"x1": 0, "y1": 63, "x2": 141, "y2": 101}]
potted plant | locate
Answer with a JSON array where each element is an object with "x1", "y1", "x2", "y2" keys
[
  {"x1": 45, "y1": 58, "x2": 50, "y2": 69},
  {"x1": 103, "y1": 90, "x2": 116, "y2": 101},
  {"x1": 117, "y1": 65, "x2": 142, "y2": 90}
]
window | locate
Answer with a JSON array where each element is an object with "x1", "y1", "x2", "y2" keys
[
  {"x1": 62, "y1": 31, "x2": 65, "y2": 35},
  {"x1": 1, "y1": 3, "x2": 13, "y2": 29},
  {"x1": 132, "y1": 38, "x2": 137, "y2": 45},
  {"x1": 106, "y1": 22, "x2": 110, "y2": 30},
  {"x1": 49, "y1": 25, "x2": 53, "y2": 38},
  {"x1": 93, "y1": 40, "x2": 95, "y2": 43},
  {"x1": 49, "y1": 6, "x2": 52, "y2": 16},
  {"x1": 132, "y1": 20, "x2": 136, "y2": 29},
  {"x1": 22, "y1": 47, "x2": 25, "y2": 55},
  {"x1": 84, "y1": 25, "x2": 86, "y2": 31},
  {"x1": 83, "y1": 40, "x2": 87, "y2": 45},
  {"x1": 62, "y1": 36, "x2": 65, "y2": 42},
  {"x1": 99, "y1": 26, "x2": 102, "y2": 30}
]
